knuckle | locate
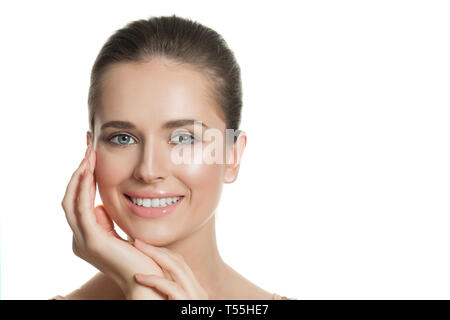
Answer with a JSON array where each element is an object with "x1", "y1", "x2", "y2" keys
[{"x1": 72, "y1": 240, "x2": 81, "y2": 257}]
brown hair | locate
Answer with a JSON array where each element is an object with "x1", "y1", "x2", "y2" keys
[{"x1": 88, "y1": 14, "x2": 242, "y2": 143}]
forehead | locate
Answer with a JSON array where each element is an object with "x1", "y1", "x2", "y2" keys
[{"x1": 97, "y1": 59, "x2": 225, "y2": 129}]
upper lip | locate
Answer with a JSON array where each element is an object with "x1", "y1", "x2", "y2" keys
[{"x1": 125, "y1": 190, "x2": 184, "y2": 199}]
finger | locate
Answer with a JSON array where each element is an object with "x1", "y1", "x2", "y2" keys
[
  {"x1": 88, "y1": 145, "x2": 96, "y2": 173},
  {"x1": 162, "y1": 269, "x2": 174, "y2": 282},
  {"x1": 76, "y1": 147, "x2": 97, "y2": 232},
  {"x1": 134, "y1": 274, "x2": 186, "y2": 300},
  {"x1": 62, "y1": 148, "x2": 90, "y2": 210},
  {"x1": 94, "y1": 205, "x2": 123, "y2": 240},
  {"x1": 129, "y1": 239, "x2": 173, "y2": 281},
  {"x1": 133, "y1": 239, "x2": 197, "y2": 293},
  {"x1": 61, "y1": 154, "x2": 88, "y2": 234},
  {"x1": 94, "y1": 205, "x2": 114, "y2": 232}
]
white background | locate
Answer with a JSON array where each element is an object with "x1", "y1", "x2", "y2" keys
[{"x1": 0, "y1": 0, "x2": 449, "y2": 299}]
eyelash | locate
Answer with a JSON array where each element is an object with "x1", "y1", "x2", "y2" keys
[{"x1": 107, "y1": 132, "x2": 200, "y2": 147}]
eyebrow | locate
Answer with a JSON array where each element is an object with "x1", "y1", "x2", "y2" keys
[{"x1": 100, "y1": 119, "x2": 209, "y2": 131}]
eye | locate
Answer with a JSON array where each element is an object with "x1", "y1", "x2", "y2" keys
[
  {"x1": 170, "y1": 132, "x2": 198, "y2": 145},
  {"x1": 109, "y1": 134, "x2": 137, "y2": 146}
]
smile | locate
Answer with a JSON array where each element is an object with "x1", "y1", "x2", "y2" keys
[
  {"x1": 128, "y1": 196, "x2": 182, "y2": 208},
  {"x1": 124, "y1": 194, "x2": 185, "y2": 219}
]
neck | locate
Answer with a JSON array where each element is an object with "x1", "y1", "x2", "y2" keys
[{"x1": 164, "y1": 212, "x2": 228, "y2": 298}]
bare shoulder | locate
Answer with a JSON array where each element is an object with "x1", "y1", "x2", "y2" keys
[{"x1": 59, "y1": 272, "x2": 126, "y2": 300}]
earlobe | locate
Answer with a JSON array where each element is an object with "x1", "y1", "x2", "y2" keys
[
  {"x1": 223, "y1": 131, "x2": 247, "y2": 184},
  {"x1": 224, "y1": 170, "x2": 238, "y2": 184},
  {"x1": 223, "y1": 159, "x2": 242, "y2": 183}
]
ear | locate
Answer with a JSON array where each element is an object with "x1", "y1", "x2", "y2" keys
[
  {"x1": 86, "y1": 130, "x2": 93, "y2": 147},
  {"x1": 224, "y1": 130, "x2": 247, "y2": 184}
]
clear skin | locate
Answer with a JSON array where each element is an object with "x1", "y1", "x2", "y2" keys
[{"x1": 62, "y1": 57, "x2": 273, "y2": 299}]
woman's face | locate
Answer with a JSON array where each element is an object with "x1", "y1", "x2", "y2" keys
[{"x1": 90, "y1": 58, "x2": 241, "y2": 246}]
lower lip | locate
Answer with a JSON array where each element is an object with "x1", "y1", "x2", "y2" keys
[{"x1": 123, "y1": 194, "x2": 184, "y2": 219}]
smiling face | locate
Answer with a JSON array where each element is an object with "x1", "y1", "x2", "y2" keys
[{"x1": 89, "y1": 58, "x2": 243, "y2": 246}]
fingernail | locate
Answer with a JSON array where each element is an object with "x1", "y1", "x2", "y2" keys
[
  {"x1": 134, "y1": 274, "x2": 144, "y2": 281},
  {"x1": 135, "y1": 239, "x2": 147, "y2": 249}
]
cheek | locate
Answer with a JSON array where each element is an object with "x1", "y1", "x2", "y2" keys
[
  {"x1": 178, "y1": 162, "x2": 224, "y2": 211},
  {"x1": 94, "y1": 147, "x2": 135, "y2": 223},
  {"x1": 94, "y1": 148, "x2": 133, "y2": 190}
]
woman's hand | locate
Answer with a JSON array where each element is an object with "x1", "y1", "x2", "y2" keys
[
  {"x1": 132, "y1": 238, "x2": 209, "y2": 300},
  {"x1": 61, "y1": 145, "x2": 166, "y2": 299}
]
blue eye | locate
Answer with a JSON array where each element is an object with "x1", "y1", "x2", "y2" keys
[
  {"x1": 109, "y1": 134, "x2": 136, "y2": 146},
  {"x1": 170, "y1": 133, "x2": 198, "y2": 145}
]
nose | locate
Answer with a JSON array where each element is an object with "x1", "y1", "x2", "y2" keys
[{"x1": 133, "y1": 137, "x2": 168, "y2": 184}]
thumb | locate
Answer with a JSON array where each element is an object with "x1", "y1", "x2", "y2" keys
[{"x1": 94, "y1": 205, "x2": 116, "y2": 233}]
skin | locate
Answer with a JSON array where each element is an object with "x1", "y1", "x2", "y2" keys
[{"x1": 62, "y1": 57, "x2": 273, "y2": 299}]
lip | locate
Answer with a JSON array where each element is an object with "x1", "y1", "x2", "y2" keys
[
  {"x1": 123, "y1": 193, "x2": 184, "y2": 219},
  {"x1": 124, "y1": 190, "x2": 184, "y2": 199}
]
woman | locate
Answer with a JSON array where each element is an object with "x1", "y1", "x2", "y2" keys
[{"x1": 54, "y1": 14, "x2": 293, "y2": 300}]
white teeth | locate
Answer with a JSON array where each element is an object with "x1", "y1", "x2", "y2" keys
[
  {"x1": 142, "y1": 198, "x2": 151, "y2": 207},
  {"x1": 151, "y1": 198, "x2": 159, "y2": 208},
  {"x1": 130, "y1": 196, "x2": 182, "y2": 208}
]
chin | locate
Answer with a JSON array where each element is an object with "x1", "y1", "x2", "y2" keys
[{"x1": 122, "y1": 222, "x2": 181, "y2": 247}]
